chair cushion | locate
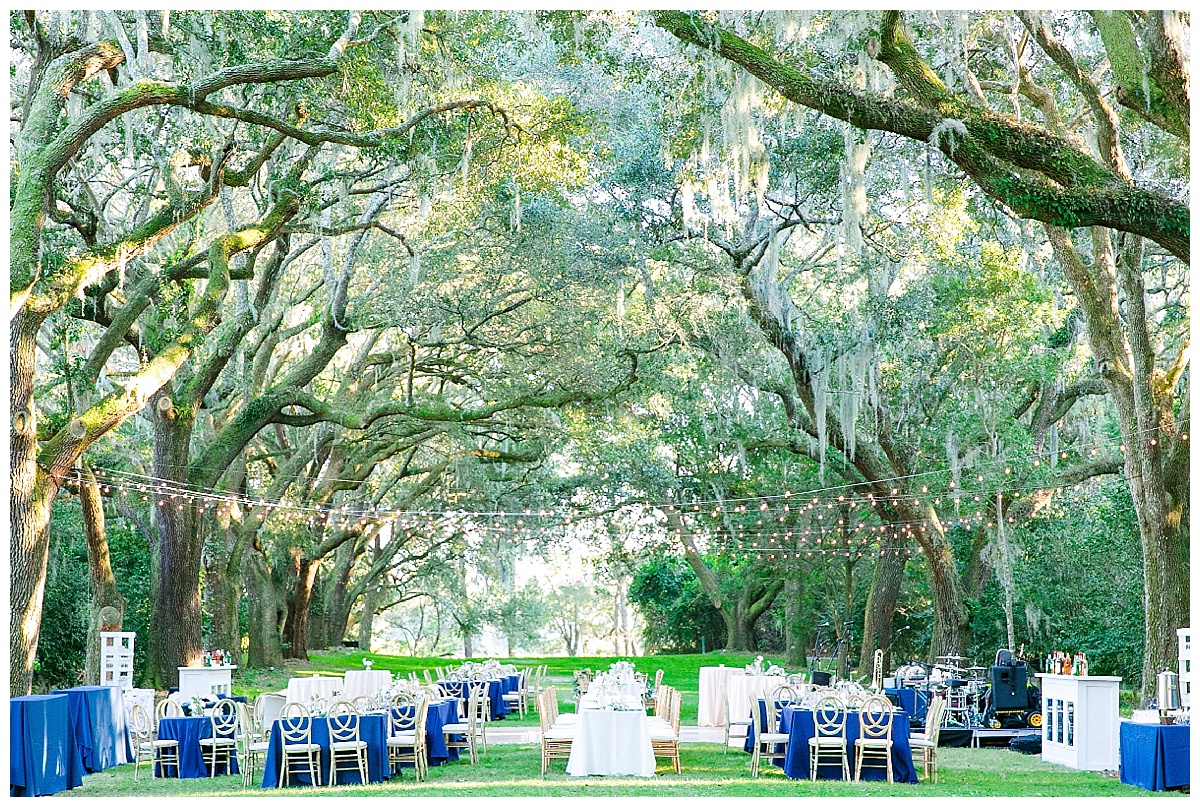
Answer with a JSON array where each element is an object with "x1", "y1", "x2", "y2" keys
[
  {"x1": 283, "y1": 743, "x2": 322, "y2": 752},
  {"x1": 809, "y1": 736, "x2": 846, "y2": 746},
  {"x1": 387, "y1": 732, "x2": 419, "y2": 744},
  {"x1": 442, "y1": 722, "x2": 471, "y2": 732},
  {"x1": 648, "y1": 729, "x2": 679, "y2": 741},
  {"x1": 909, "y1": 738, "x2": 935, "y2": 748},
  {"x1": 855, "y1": 738, "x2": 893, "y2": 747},
  {"x1": 330, "y1": 740, "x2": 368, "y2": 750},
  {"x1": 198, "y1": 737, "x2": 237, "y2": 746},
  {"x1": 728, "y1": 717, "x2": 753, "y2": 726},
  {"x1": 542, "y1": 728, "x2": 574, "y2": 740},
  {"x1": 247, "y1": 741, "x2": 271, "y2": 752},
  {"x1": 756, "y1": 732, "x2": 789, "y2": 743}
]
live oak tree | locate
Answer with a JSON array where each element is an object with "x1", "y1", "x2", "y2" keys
[
  {"x1": 652, "y1": 7, "x2": 1188, "y2": 701},
  {"x1": 9, "y1": 9, "x2": 381, "y2": 694}
]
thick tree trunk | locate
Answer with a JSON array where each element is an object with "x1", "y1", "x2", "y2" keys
[
  {"x1": 10, "y1": 310, "x2": 55, "y2": 696},
  {"x1": 783, "y1": 572, "x2": 806, "y2": 666},
  {"x1": 148, "y1": 398, "x2": 201, "y2": 688},
  {"x1": 283, "y1": 555, "x2": 318, "y2": 660},
  {"x1": 463, "y1": 633, "x2": 475, "y2": 659},
  {"x1": 81, "y1": 466, "x2": 125, "y2": 686},
  {"x1": 243, "y1": 547, "x2": 285, "y2": 669},
  {"x1": 358, "y1": 584, "x2": 378, "y2": 654},
  {"x1": 203, "y1": 526, "x2": 242, "y2": 660},
  {"x1": 925, "y1": 530, "x2": 972, "y2": 662},
  {"x1": 858, "y1": 539, "x2": 907, "y2": 675}
]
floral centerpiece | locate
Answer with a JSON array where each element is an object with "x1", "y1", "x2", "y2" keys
[
  {"x1": 588, "y1": 671, "x2": 644, "y2": 710},
  {"x1": 745, "y1": 656, "x2": 787, "y2": 676},
  {"x1": 572, "y1": 668, "x2": 594, "y2": 698}
]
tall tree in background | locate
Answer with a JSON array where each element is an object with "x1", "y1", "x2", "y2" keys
[{"x1": 654, "y1": 7, "x2": 1188, "y2": 702}]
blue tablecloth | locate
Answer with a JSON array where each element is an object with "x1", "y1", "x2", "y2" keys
[
  {"x1": 745, "y1": 701, "x2": 918, "y2": 783},
  {"x1": 437, "y1": 678, "x2": 513, "y2": 720},
  {"x1": 261, "y1": 713, "x2": 388, "y2": 787},
  {"x1": 157, "y1": 716, "x2": 240, "y2": 778},
  {"x1": 181, "y1": 695, "x2": 248, "y2": 716},
  {"x1": 884, "y1": 688, "x2": 917, "y2": 716},
  {"x1": 10, "y1": 695, "x2": 84, "y2": 797},
  {"x1": 51, "y1": 686, "x2": 133, "y2": 772},
  {"x1": 392, "y1": 699, "x2": 461, "y2": 767},
  {"x1": 1119, "y1": 720, "x2": 1190, "y2": 791}
]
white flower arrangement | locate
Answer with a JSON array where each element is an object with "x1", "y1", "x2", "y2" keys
[
  {"x1": 589, "y1": 671, "x2": 643, "y2": 710},
  {"x1": 363, "y1": 657, "x2": 373, "y2": 670}
]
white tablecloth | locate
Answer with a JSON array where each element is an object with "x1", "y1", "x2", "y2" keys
[
  {"x1": 727, "y1": 675, "x2": 784, "y2": 722},
  {"x1": 342, "y1": 669, "x2": 392, "y2": 699},
  {"x1": 697, "y1": 666, "x2": 743, "y2": 727},
  {"x1": 284, "y1": 675, "x2": 343, "y2": 704},
  {"x1": 566, "y1": 705, "x2": 655, "y2": 777}
]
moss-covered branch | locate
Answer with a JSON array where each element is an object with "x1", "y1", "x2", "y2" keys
[{"x1": 651, "y1": 10, "x2": 1190, "y2": 264}]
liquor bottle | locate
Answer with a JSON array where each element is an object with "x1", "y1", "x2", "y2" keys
[
  {"x1": 203, "y1": 651, "x2": 210, "y2": 667},
  {"x1": 1080, "y1": 653, "x2": 1089, "y2": 676},
  {"x1": 1063, "y1": 653, "x2": 1072, "y2": 676}
]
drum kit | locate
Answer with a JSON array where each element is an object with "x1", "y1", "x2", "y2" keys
[{"x1": 892, "y1": 654, "x2": 990, "y2": 727}]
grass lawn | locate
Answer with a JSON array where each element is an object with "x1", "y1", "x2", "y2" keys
[
  {"x1": 237, "y1": 649, "x2": 767, "y2": 726},
  {"x1": 57, "y1": 743, "x2": 1175, "y2": 797}
]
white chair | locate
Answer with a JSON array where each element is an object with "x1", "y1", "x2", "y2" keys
[
  {"x1": 467, "y1": 680, "x2": 490, "y2": 754},
  {"x1": 649, "y1": 688, "x2": 682, "y2": 773},
  {"x1": 749, "y1": 694, "x2": 789, "y2": 777},
  {"x1": 256, "y1": 693, "x2": 286, "y2": 735},
  {"x1": 721, "y1": 679, "x2": 752, "y2": 753},
  {"x1": 237, "y1": 700, "x2": 270, "y2": 787},
  {"x1": 130, "y1": 703, "x2": 179, "y2": 781},
  {"x1": 386, "y1": 693, "x2": 429, "y2": 781},
  {"x1": 854, "y1": 694, "x2": 895, "y2": 782},
  {"x1": 808, "y1": 695, "x2": 849, "y2": 781},
  {"x1": 502, "y1": 667, "x2": 529, "y2": 717},
  {"x1": 538, "y1": 688, "x2": 573, "y2": 775},
  {"x1": 327, "y1": 700, "x2": 369, "y2": 786},
  {"x1": 197, "y1": 698, "x2": 238, "y2": 777},
  {"x1": 909, "y1": 695, "x2": 946, "y2": 782},
  {"x1": 278, "y1": 702, "x2": 322, "y2": 787},
  {"x1": 442, "y1": 686, "x2": 479, "y2": 764}
]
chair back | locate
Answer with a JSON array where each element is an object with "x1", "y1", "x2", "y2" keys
[
  {"x1": 720, "y1": 679, "x2": 734, "y2": 726},
  {"x1": 156, "y1": 698, "x2": 184, "y2": 723},
  {"x1": 670, "y1": 689, "x2": 683, "y2": 732},
  {"x1": 235, "y1": 701, "x2": 255, "y2": 740},
  {"x1": 859, "y1": 694, "x2": 894, "y2": 740},
  {"x1": 389, "y1": 692, "x2": 418, "y2": 734},
  {"x1": 350, "y1": 695, "x2": 374, "y2": 713},
  {"x1": 210, "y1": 698, "x2": 239, "y2": 739},
  {"x1": 468, "y1": 680, "x2": 488, "y2": 721},
  {"x1": 786, "y1": 673, "x2": 807, "y2": 688},
  {"x1": 654, "y1": 669, "x2": 664, "y2": 690},
  {"x1": 130, "y1": 703, "x2": 153, "y2": 741},
  {"x1": 924, "y1": 696, "x2": 946, "y2": 743},
  {"x1": 279, "y1": 702, "x2": 313, "y2": 745},
  {"x1": 256, "y1": 693, "x2": 286, "y2": 731},
  {"x1": 812, "y1": 695, "x2": 846, "y2": 739},
  {"x1": 748, "y1": 695, "x2": 768, "y2": 740},
  {"x1": 327, "y1": 700, "x2": 361, "y2": 743},
  {"x1": 423, "y1": 669, "x2": 434, "y2": 686},
  {"x1": 771, "y1": 684, "x2": 800, "y2": 705}
]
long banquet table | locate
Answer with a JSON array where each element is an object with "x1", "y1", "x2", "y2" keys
[
  {"x1": 51, "y1": 685, "x2": 133, "y2": 772},
  {"x1": 565, "y1": 694, "x2": 655, "y2": 777},
  {"x1": 157, "y1": 716, "x2": 241, "y2": 778},
  {"x1": 10, "y1": 694, "x2": 84, "y2": 797},
  {"x1": 261, "y1": 713, "x2": 389, "y2": 787},
  {"x1": 436, "y1": 675, "x2": 519, "y2": 721},
  {"x1": 744, "y1": 700, "x2": 918, "y2": 783}
]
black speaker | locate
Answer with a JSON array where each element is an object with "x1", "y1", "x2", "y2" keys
[
  {"x1": 810, "y1": 670, "x2": 833, "y2": 687},
  {"x1": 990, "y1": 662, "x2": 1028, "y2": 711}
]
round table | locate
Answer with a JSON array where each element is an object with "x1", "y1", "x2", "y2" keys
[
  {"x1": 284, "y1": 676, "x2": 343, "y2": 704},
  {"x1": 726, "y1": 675, "x2": 784, "y2": 723},
  {"x1": 342, "y1": 670, "x2": 392, "y2": 699},
  {"x1": 697, "y1": 666, "x2": 743, "y2": 727}
]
